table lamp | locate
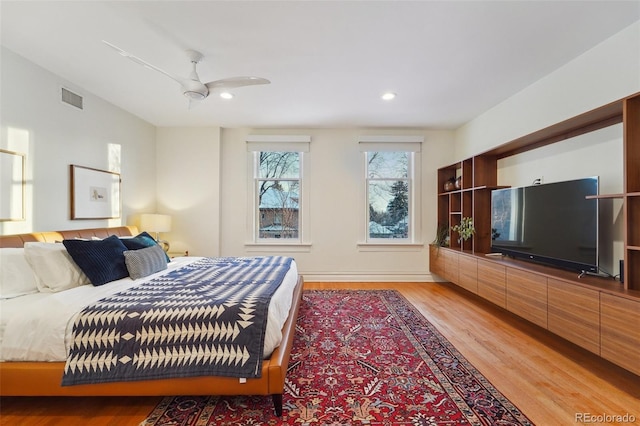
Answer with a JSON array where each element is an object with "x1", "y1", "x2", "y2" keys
[{"x1": 140, "y1": 213, "x2": 171, "y2": 252}]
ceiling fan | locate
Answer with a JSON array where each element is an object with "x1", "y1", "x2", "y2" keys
[{"x1": 103, "y1": 41, "x2": 270, "y2": 102}]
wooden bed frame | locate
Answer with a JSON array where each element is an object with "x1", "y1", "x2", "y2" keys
[{"x1": 0, "y1": 226, "x2": 303, "y2": 416}]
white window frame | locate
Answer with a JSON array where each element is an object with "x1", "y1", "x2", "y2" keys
[
  {"x1": 358, "y1": 136, "x2": 423, "y2": 250},
  {"x1": 245, "y1": 135, "x2": 311, "y2": 251}
]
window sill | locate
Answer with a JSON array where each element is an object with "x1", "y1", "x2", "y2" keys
[
  {"x1": 245, "y1": 242, "x2": 312, "y2": 253},
  {"x1": 357, "y1": 242, "x2": 424, "y2": 252}
]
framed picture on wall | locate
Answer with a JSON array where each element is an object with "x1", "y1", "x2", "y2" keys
[
  {"x1": 0, "y1": 149, "x2": 25, "y2": 221},
  {"x1": 70, "y1": 165, "x2": 121, "y2": 219}
]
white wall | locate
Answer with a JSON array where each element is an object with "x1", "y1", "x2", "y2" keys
[
  {"x1": 455, "y1": 21, "x2": 640, "y2": 158},
  {"x1": 0, "y1": 47, "x2": 157, "y2": 235},
  {"x1": 219, "y1": 128, "x2": 454, "y2": 281},
  {"x1": 155, "y1": 127, "x2": 221, "y2": 257},
  {"x1": 453, "y1": 21, "x2": 640, "y2": 278}
]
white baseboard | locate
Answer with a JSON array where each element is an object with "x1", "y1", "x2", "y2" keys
[{"x1": 301, "y1": 271, "x2": 444, "y2": 282}]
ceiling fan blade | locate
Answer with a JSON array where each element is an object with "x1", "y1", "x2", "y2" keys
[
  {"x1": 205, "y1": 76, "x2": 270, "y2": 91},
  {"x1": 102, "y1": 40, "x2": 184, "y2": 85}
]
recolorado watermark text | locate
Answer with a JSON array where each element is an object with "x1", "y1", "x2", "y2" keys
[{"x1": 575, "y1": 412, "x2": 636, "y2": 423}]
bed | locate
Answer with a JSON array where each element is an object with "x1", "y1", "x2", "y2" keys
[{"x1": 0, "y1": 226, "x2": 303, "y2": 417}]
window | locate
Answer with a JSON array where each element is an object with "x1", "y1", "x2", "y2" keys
[
  {"x1": 246, "y1": 135, "x2": 310, "y2": 246},
  {"x1": 366, "y1": 151, "x2": 411, "y2": 240},
  {"x1": 255, "y1": 151, "x2": 300, "y2": 240},
  {"x1": 360, "y1": 137, "x2": 422, "y2": 244}
]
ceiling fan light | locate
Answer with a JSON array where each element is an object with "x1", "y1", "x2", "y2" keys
[
  {"x1": 184, "y1": 91, "x2": 206, "y2": 100},
  {"x1": 220, "y1": 92, "x2": 234, "y2": 99}
]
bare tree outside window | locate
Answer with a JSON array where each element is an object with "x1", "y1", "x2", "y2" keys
[
  {"x1": 256, "y1": 152, "x2": 300, "y2": 239},
  {"x1": 366, "y1": 151, "x2": 410, "y2": 239}
]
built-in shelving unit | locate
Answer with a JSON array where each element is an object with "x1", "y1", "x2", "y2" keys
[
  {"x1": 624, "y1": 95, "x2": 640, "y2": 292},
  {"x1": 431, "y1": 92, "x2": 640, "y2": 376},
  {"x1": 436, "y1": 91, "x2": 640, "y2": 292},
  {"x1": 437, "y1": 156, "x2": 508, "y2": 254}
]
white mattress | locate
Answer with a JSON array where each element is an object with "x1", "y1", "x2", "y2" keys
[{"x1": 0, "y1": 257, "x2": 298, "y2": 362}]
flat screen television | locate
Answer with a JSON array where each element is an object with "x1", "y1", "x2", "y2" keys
[{"x1": 490, "y1": 177, "x2": 599, "y2": 274}]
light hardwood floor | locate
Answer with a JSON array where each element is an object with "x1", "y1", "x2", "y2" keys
[{"x1": 1, "y1": 281, "x2": 638, "y2": 425}]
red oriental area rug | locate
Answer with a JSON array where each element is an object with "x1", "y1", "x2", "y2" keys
[{"x1": 140, "y1": 290, "x2": 533, "y2": 425}]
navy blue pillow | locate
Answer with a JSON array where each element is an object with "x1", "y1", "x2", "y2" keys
[
  {"x1": 120, "y1": 232, "x2": 170, "y2": 262},
  {"x1": 62, "y1": 235, "x2": 129, "y2": 286}
]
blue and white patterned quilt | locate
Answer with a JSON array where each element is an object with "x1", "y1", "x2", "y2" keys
[{"x1": 62, "y1": 256, "x2": 293, "y2": 386}]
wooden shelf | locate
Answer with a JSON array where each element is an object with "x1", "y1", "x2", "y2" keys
[
  {"x1": 586, "y1": 193, "x2": 624, "y2": 199},
  {"x1": 473, "y1": 185, "x2": 510, "y2": 191},
  {"x1": 484, "y1": 99, "x2": 624, "y2": 159},
  {"x1": 439, "y1": 185, "x2": 509, "y2": 196},
  {"x1": 585, "y1": 192, "x2": 640, "y2": 199}
]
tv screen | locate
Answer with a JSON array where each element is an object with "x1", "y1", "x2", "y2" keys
[{"x1": 490, "y1": 177, "x2": 599, "y2": 273}]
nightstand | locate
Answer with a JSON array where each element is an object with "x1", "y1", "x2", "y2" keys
[{"x1": 168, "y1": 250, "x2": 189, "y2": 258}]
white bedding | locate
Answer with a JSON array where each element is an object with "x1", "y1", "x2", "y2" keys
[{"x1": 0, "y1": 256, "x2": 298, "y2": 362}]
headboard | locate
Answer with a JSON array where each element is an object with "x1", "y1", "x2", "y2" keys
[{"x1": 0, "y1": 226, "x2": 139, "y2": 248}]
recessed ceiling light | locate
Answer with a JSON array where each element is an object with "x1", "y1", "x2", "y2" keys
[
  {"x1": 381, "y1": 92, "x2": 396, "y2": 101},
  {"x1": 220, "y1": 92, "x2": 234, "y2": 99}
]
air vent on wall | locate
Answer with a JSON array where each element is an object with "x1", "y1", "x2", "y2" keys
[{"x1": 61, "y1": 87, "x2": 83, "y2": 110}]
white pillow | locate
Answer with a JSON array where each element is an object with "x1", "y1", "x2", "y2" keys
[
  {"x1": 24, "y1": 242, "x2": 90, "y2": 292},
  {"x1": 0, "y1": 248, "x2": 38, "y2": 299}
]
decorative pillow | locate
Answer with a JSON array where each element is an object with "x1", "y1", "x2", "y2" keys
[
  {"x1": 0, "y1": 248, "x2": 39, "y2": 298},
  {"x1": 120, "y1": 231, "x2": 170, "y2": 262},
  {"x1": 24, "y1": 243, "x2": 91, "y2": 292},
  {"x1": 124, "y1": 244, "x2": 168, "y2": 280},
  {"x1": 119, "y1": 231, "x2": 156, "y2": 249},
  {"x1": 62, "y1": 235, "x2": 129, "y2": 286}
]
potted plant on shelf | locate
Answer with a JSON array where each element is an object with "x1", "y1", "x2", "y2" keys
[
  {"x1": 432, "y1": 223, "x2": 450, "y2": 248},
  {"x1": 452, "y1": 217, "x2": 475, "y2": 244}
]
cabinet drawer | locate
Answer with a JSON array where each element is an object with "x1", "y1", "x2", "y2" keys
[
  {"x1": 477, "y1": 260, "x2": 506, "y2": 308},
  {"x1": 429, "y1": 246, "x2": 446, "y2": 278},
  {"x1": 458, "y1": 255, "x2": 478, "y2": 294},
  {"x1": 601, "y1": 293, "x2": 640, "y2": 376},
  {"x1": 548, "y1": 278, "x2": 600, "y2": 354},
  {"x1": 506, "y1": 268, "x2": 548, "y2": 328},
  {"x1": 443, "y1": 250, "x2": 459, "y2": 284}
]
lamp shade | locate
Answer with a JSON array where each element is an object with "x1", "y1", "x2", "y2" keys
[{"x1": 140, "y1": 214, "x2": 171, "y2": 233}]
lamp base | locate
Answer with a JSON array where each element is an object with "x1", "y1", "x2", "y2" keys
[{"x1": 157, "y1": 240, "x2": 170, "y2": 253}]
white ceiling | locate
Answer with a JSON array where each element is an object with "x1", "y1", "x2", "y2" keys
[{"x1": 1, "y1": 1, "x2": 639, "y2": 129}]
